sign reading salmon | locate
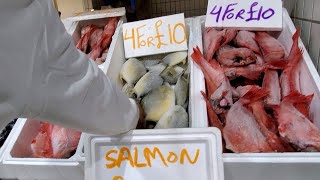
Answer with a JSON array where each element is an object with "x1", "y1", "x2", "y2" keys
[
  {"x1": 122, "y1": 13, "x2": 188, "y2": 58},
  {"x1": 105, "y1": 146, "x2": 200, "y2": 180},
  {"x1": 205, "y1": 0, "x2": 283, "y2": 30}
]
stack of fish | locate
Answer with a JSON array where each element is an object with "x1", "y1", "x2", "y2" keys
[
  {"x1": 120, "y1": 52, "x2": 190, "y2": 129},
  {"x1": 0, "y1": 119, "x2": 17, "y2": 148},
  {"x1": 192, "y1": 28, "x2": 320, "y2": 153},
  {"x1": 76, "y1": 17, "x2": 119, "y2": 65},
  {"x1": 29, "y1": 121, "x2": 81, "y2": 158}
]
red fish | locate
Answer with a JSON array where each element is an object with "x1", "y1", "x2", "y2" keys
[
  {"x1": 263, "y1": 69, "x2": 281, "y2": 106},
  {"x1": 280, "y1": 30, "x2": 303, "y2": 97},
  {"x1": 201, "y1": 91, "x2": 223, "y2": 132},
  {"x1": 234, "y1": 30, "x2": 260, "y2": 54},
  {"x1": 31, "y1": 122, "x2": 81, "y2": 158},
  {"x1": 51, "y1": 125, "x2": 82, "y2": 158},
  {"x1": 223, "y1": 88, "x2": 273, "y2": 153},
  {"x1": 216, "y1": 45, "x2": 257, "y2": 67},
  {"x1": 95, "y1": 48, "x2": 109, "y2": 65},
  {"x1": 87, "y1": 18, "x2": 118, "y2": 61},
  {"x1": 274, "y1": 93, "x2": 320, "y2": 152},
  {"x1": 203, "y1": 28, "x2": 225, "y2": 61},
  {"x1": 224, "y1": 64, "x2": 264, "y2": 80},
  {"x1": 221, "y1": 29, "x2": 238, "y2": 46},
  {"x1": 236, "y1": 85, "x2": 261, "y2": 97},
  {"x1": 89, "y1": 28, "x2": 103, "y2": 48},
  {"x1": 255, "y1": 32, "x2": 286, "y2": 62},
  {"x1": 31, "y1": 122, "x2": 54, "y2": 158},
  {"x1": 101, "y1": 17, "x2": 119, "y2": 49},
  {"x1": 191, "y1": 46, "x2": 233, "y2": 114},
  {"x1": 76, "y1": 25, "x2": 98, "y2": 53}
]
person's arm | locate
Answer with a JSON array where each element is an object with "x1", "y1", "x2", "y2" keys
[{"x1": 17, "y1": 0, "x2": 139, "y2": 135}]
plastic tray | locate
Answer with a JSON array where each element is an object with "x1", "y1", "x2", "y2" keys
[{"x1": 194, "y1": 9, "x2": 320, "y2": 180}]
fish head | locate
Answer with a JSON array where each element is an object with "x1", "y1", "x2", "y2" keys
[{"x1": 210, "y1": 82, "x2": 233, "y2": 114}]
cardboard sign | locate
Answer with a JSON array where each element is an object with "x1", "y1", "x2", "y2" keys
[
  {"x1": 122, "y1": 14, "x2": 188, "y2": 58},
  {"x1": 85, "y1": 128, "x2": 224, "y2": 180},
  {"x1": 205, "y1": 0, "x2": 283, "y2": 30}
]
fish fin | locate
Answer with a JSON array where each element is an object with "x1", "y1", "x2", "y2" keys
[
  {"x1": 287, "y1": 29, "x2": 303, "y2": 65},
  {"x1": 242, "y1": 86, "x2": 269, "y2": 103},
  {"x1": 283, "y1": 91, "x2": 314, "y2": 119},
  {"x1": 201, "y1": 91, "x2": 223, "y2": 131},
  {"x1": 283, "y1": 91, "x2": 314, "y2": 104},
  {"x1": 191, "y1": 46, "x2": 203, "y2": 65}
]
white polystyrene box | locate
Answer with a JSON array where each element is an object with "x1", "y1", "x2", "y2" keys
[
  {"x1": 194, "y1": 9, "x2": 320, "y2": 180},
  {"x1": 2, "y1": 119, "x2": 85, "y2": 180},
  {"x1": 100, "y1": 17, "x2": 206, "y2": 129},
  {"x1": 0, "y1": 119, "x2": 25, "y2": 179},
  {"x1": 67, "y1": 15, "x2": 126, "y2": 71},
  {"x1": 84, "y1": 128, "x2": 224, "y2": 180}
]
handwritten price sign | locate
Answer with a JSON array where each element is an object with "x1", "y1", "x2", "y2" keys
[
  {"x1": 105, "y1": 146, "x2": 200, "y2": 180},
  {"x1": 205, "y1": 0, "x2": 283, "y2": 30},
  {"x1": 122, "y1": 13, "x2": 188, "y2": 58}
]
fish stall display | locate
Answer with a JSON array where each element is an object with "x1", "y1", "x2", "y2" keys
[
  {"x1": 28, "y1": 121, "x2": 81, "y2": 158},
  {"x1": 192, "y1": 27, "x2": 320, "y2": 153},
  {"x1": 0, "y1": 119, "x2": 17, "y2": 148},
  {"x1": 119, "y1": 51, "x2": 190, "y2": 129},
  {"x1": 76, "y1": 17, "x2": 119, "y2": 65}
]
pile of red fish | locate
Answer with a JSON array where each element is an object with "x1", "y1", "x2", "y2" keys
[
  {"x1": 192, "y1": 28, "x2": 320, "y2": 153},
  {"x1": 76, "y1": 17, "x2": 119, "y2": 65},
  {"x1": 30, "y1": 121, "x2": 81, "y2": 158}
]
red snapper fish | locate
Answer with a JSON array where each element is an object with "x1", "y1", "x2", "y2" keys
[{"x1": 191, "y1": 46, "x2": 233, "y2": 114}]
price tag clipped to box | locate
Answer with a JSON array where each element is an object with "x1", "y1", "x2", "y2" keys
[
  {"x1": 122, "y1": 13, "x2": 188, "y2": 58},
  {"x1": 84, "y1": 128, "x2": 224, "y2": 180},
  {"x1": 205, "y1": 0, "x2": 283, "y2": 30}
]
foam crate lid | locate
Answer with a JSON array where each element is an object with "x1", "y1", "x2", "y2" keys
[{"x1": 84, "y1": 128, "x2": 224, "y2": 180}]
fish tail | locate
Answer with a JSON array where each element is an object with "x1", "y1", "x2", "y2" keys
[
  {"x1": 287, "y1": 29, "x2": 303, "y2": 65},
  {"x1": 191, "y1": 46, "x2": 204, "y2": 65},
  {"x1": 283, "y1": 91, "x2": 314, "y2": 104}
]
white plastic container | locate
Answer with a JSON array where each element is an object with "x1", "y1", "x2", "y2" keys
[
  {"x1": 66, "y1": 8, "x2": 126, "y2": 71},
  {"x1": 194, "y1": 9, "x2": 320, "y2": 180},
  {"x1": 0, "y1": 119, "x2": 25, "y2": 178},
  {"x1": 2, "y1": 119, "x2": 85, "y2": 180},
  {"x1": 100, "y1": 17, "x2": 206, "y2": 128},
  {"x1": 84, "y1": 128, "x2": 224, "y2": 180}
]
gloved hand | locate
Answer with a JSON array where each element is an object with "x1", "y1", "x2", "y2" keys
[{"x1": 0, "y1": 0, "x2": 139, "y2": 135}]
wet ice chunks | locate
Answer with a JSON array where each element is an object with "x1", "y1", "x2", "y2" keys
[
  {"x1": 120, "y1": 58, "x2": 147, "y2": 85},
  {"x1": 154, "y1": 105, "x2": 188, "y2": 129},
  {"x1": 134, "y1": 71, "x2": 164, "y2": 98},
  {"x1": 160, "y1": 66, "x2": 184, "y2": 84},
  {"x1": 142, "y1": 85, "x2": 175, "y2": 122},
  {"x1": 162, "y1": 51, "x2": 188, "y2": 67}
]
